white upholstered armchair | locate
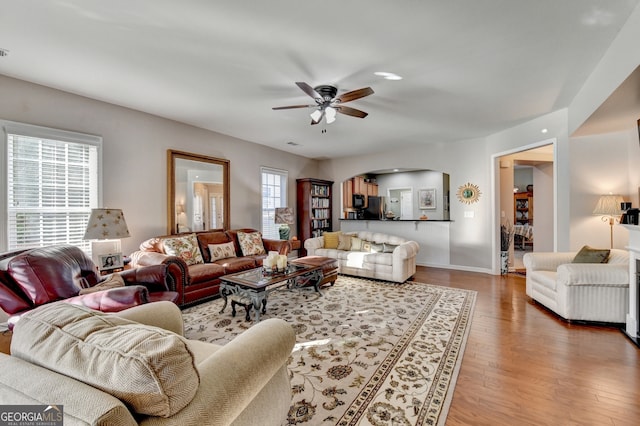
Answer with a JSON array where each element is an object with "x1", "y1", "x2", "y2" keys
[{"x1": 523, "y1": 249, "x2": 629, "y2": 323}]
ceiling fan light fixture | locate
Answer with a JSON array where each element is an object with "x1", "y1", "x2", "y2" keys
[
  {"x1": 274, "y1": 81, "x2": 373, "y2": 125},
  {"x1": 325, "y1": 107, "x2": 337, "y2": 124},
  {"x1": 310, "y1": 109, "x2": 323, "y2": 123}
]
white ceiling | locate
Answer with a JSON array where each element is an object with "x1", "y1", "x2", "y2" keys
[{"x1": 0, "y1": 0, "x2": 638, "y2": 159}]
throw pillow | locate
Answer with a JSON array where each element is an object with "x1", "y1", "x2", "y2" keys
[
  {"x1": 208, "y1": 242, "x2": 237, "y2": 261},
  {"x1": 237, "y1": 231, "x2": 266, "y2": 256},
  {"x1": 323, "y1": 231, "x2": 341, "y2": 249},
  {"x1": 351, "y1": 236, "x2": 363, "y2": 251},
  {"x1": 79, "y1": 273, "x2": 125, "y2": 295},
  {"x1": 11, "y1": 303, "x2": 199, "y2": 418},
  {"x1": 337, "y1": 233, "x2": 352, "y2": 250},
  {"x1": 370, "y1": 243, "x2": 384, "y2": 253},
  {"x1": 572, "y1": 245, "x2": 611, "y2": 263},
  {"x1": 361, "y1": 240, "x2": 372, "y2": 252},
  {"x1": 383, "y1": 243, "x2": 399, "y2": 253},
  {"x1": 162, "y1": 233, "x2": 204, "y2": 266}
]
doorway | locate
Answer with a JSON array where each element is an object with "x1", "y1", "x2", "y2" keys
[
  {"x1": 388, "y1": 187, "x2": 413, "y2": 219},
  {"x1": 496, "y1": 143, "x2": 555, "y2": 272}
]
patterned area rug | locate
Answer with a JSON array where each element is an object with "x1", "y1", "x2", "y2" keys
[{"x1": 182, "y1": 275, "x2": 476, "y2": 425}]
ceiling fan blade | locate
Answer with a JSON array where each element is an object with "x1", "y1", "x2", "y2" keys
[
  {"x1": 335, "y1": 87, "x2": 374, "y2": 103},
  {"x1": 272, "y1": 104, "x2": 315, "y2": 110},
  {"x1": 296, "y1": 82, "x2": 323, "y2": 101},
  {"x1": 336, "y1": 105, "x2": 368, "y2": 118}
]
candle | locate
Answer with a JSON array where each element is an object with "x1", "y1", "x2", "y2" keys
[{"x1": 277, "y1": 254, "x2": 287, "y2": 271}]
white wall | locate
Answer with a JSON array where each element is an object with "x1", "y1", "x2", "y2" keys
[
  {"x1": 532, "y1": 163, "x2": 553, "y2": 252},
  {"x1": 569, "y1": 130, "x2": 639, "y2": 250},
  {"x1": 0, "y1": 75, "x2": 319, "y2": 254}
]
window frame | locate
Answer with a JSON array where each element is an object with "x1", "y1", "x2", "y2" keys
[
  {"x1": 0, "y1": 120, "x2": 103, "y2": 252},
  {"x1": 260, "y1": 166, "x2": 288, "y2": 240}
]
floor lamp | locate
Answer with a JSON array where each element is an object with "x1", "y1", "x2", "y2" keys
[{"x1": 593, "y1": 194, "x2": 624, "y2": 248}]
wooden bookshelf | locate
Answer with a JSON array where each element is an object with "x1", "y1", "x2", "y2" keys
[{"x1": 297, "y1": 178, "x2": 333, "y2": 255}]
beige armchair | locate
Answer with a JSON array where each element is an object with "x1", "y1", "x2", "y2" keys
[
  {"x1": 0, "y1": 301, "x2": 295, "y2": 426},
  {"x1": 523, "y1": 249, "x2": 629, "y2": 323}
]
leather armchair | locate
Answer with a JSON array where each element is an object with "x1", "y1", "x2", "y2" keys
[{"x1": 0, "y1": 245, "x2": 180, "y2": 328}]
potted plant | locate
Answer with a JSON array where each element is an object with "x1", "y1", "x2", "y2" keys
[{"x1": 500, "y1": 220, "x2": 514, "y2": 274}]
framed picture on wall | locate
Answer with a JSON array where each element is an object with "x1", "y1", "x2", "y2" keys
[{"x1": 419, "y1": 188, "x2": 436, "y2": 209}]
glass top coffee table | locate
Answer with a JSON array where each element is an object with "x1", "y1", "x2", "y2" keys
[{"x1": 219, "y1": 263, "x2": 324, "y2": 322}]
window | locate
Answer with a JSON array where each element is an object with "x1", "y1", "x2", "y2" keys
[
  {"x1": 261, "y1": 167, "x2": 288, "y2": 240},
  {"x1": 1, "y1": 121, "x2": 101, "y2": 252}
]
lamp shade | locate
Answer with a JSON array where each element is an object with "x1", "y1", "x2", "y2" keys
[
  {"x1": 83, "y1": 208, "x2": 130, "y2": 240},
  {"x1": 593, "y1": 194, "x2": 624, "y2": 216},
  {"x1": 274, "y1": 207, "x2": 294, "y2": 225}
]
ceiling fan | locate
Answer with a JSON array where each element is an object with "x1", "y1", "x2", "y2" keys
[{"x1": 272, "y1": 82, "x2": 374, "y2": 125}]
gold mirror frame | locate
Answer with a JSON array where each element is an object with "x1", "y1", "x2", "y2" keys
[
  {"x1": 457, "y1": 182, "x2": 481, "y2": 204},
  {"x1": 167, "y1": 150, "x2": 230, "y2": 234}
]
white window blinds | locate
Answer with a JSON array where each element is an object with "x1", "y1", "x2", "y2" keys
[
  {"x1": 261, "y1": 167, "x2": 288, "y2": 240},
  {"x1": 2, "y1": 122, "x2": 101, "y2": 252}
]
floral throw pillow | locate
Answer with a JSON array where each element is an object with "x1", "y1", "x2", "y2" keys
[
  {"x1": 237, "y1": 231, "x2": 266, "y2": 256},
  {"x1": 208, "y1": 242, "x2": 237, "y2": 262},
  {"x1": 162, "y1": 233, "x2": 204, "y2": 266}
]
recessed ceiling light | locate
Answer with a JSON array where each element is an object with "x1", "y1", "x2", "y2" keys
[
  {"x1": 287, "y1": 141, "x2": 300, "y2": 146},
  {"x1": 0, "y1": 48, "x2": 9, "y2": 57},
  {"x1": 374, "y1": 71, "x2": 403, "y2": 81},
  {"x1": 541, "y1": 128, "x2": 548, "y2": 134},
  {"x1": 393, "y1": 169, "x2": 399, "y2": 172}
]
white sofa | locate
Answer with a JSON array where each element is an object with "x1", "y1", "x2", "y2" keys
[
  {"x1": 304, "y1": 231, "x2": 419, "y2": 283},
  {"x1": 523, "y1": 249, "x2": 629, "y2": 323}
]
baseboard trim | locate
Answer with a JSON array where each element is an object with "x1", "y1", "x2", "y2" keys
[
  {"x1": 416, "y1": 262, "x2": 492, "y2": 275},
  {"x1": 622, "y1": 328, "x2": 640, "y2": 348}
]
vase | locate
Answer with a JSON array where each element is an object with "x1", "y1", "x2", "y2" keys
[{"x1": 500, "y1": 251, "x2": 509, "y2": 275}]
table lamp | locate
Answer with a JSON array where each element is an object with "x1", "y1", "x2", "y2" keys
[
  {"x1": 593, "y1": 194, "x2": 624, "y2": 248},
  {"x1": 84, "y1": 208, "x2": 131, "y2": 271},
  {"x1": 274, "y1": 207, "x2": 294, "y2": 240}
]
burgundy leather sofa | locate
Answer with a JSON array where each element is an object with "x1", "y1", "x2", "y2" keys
[
  {"x1": 130, "y1": 228, "x2": 290, "y2": 308},
  {"x1": 0, "y1": 245, "x2": 180, "y2": 328}
]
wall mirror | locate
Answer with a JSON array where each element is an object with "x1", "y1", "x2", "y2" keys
[{"x1": 167, "y1": 150, "x2": 230, "y2": 234}]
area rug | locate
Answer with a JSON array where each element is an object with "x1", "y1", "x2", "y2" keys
[{"x1": 182, "y1": 275, "x2": 476, "y2": 425}]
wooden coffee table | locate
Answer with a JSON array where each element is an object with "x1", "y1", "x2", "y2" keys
[{"x1": 219, "y1": 263, "x2": 323, "y2": 322}]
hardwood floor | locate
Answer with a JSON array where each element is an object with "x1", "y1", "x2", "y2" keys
[{"x1": 412, "y1": 266, "x2": 640, "y2": 426}]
